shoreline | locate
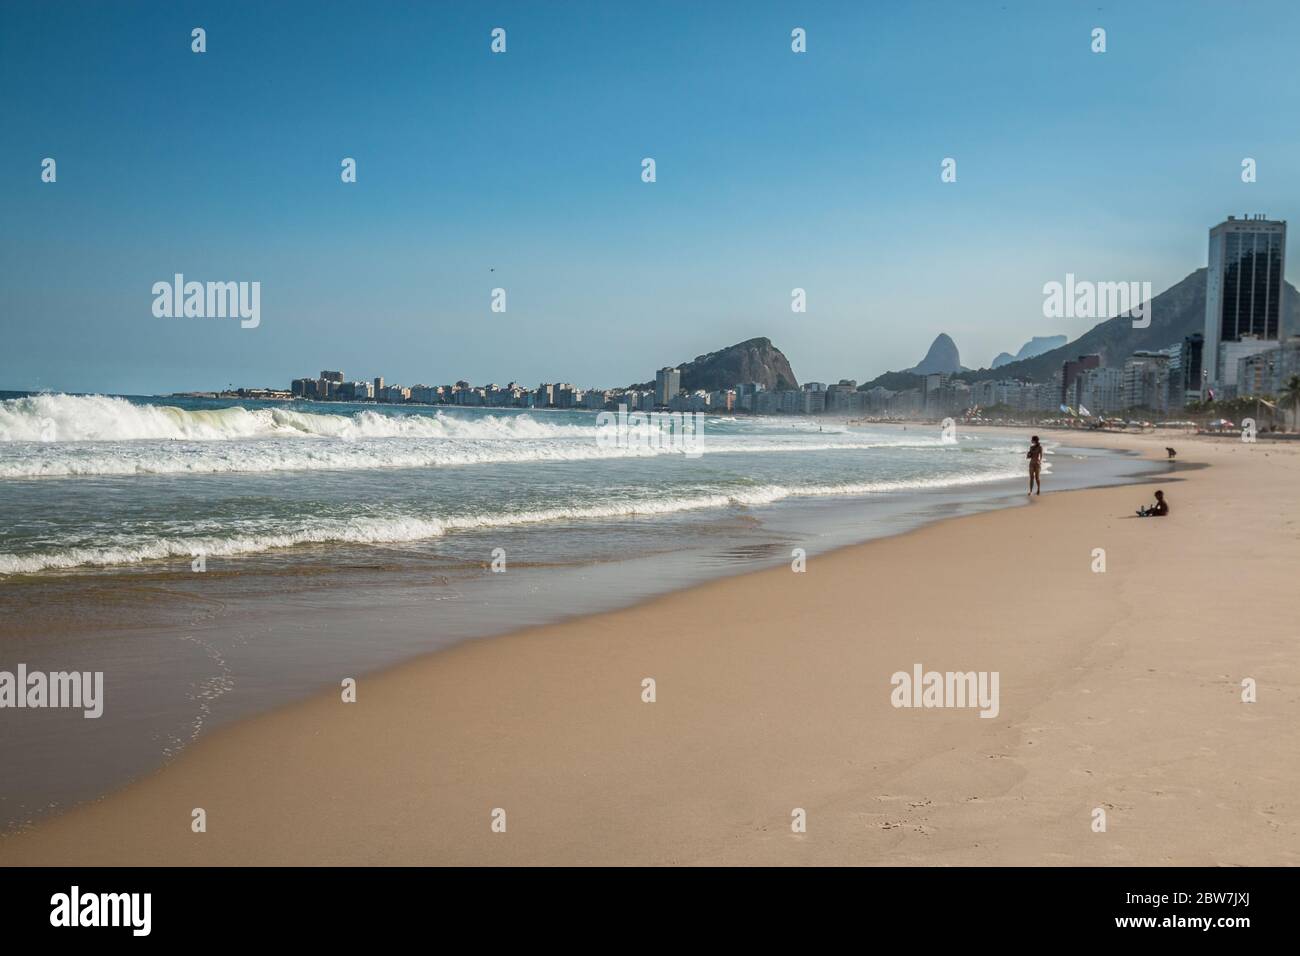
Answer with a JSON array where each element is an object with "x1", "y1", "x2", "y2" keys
[
  {"x1": 0, "y1": 430, "x2": 1156, "y2": 831},
  {"x1": 2, "y1": 428, "x2": 1297, "y2": 864}
]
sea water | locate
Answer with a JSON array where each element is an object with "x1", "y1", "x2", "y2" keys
[{"x1": 0, "y1": 391, "x2": 1158, "y2": 827}]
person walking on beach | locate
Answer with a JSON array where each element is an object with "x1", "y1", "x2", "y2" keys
[{"x1": 1027, "y1": 435, "x2": 1043, "y2": 495}]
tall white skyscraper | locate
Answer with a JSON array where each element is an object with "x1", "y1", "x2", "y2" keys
[
  {"x1": 1203, "y1": 215, "x2": 1287, "y2": 387},
  {"x1": 655, "y1": 367, "x2": 680, "y2": 407}
]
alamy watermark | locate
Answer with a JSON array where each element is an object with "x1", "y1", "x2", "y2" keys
[
  {"x1": 890, "y1": 663, "x2": 999, "y2": 718},
  {"x1": 152, "y1": 274, "x2": 260, "y2": 328},
  {"x1": 50, "y1": 886, "x2": 150, "y2": 936},
  {"x1": 0, "y1": 664, "x2": 103, "y2": 718},
  {"x1": 595, "y1": 404, "x2": 706, "y2": 458},
  {"x1": 1042, "y1": 274, "x2": 1151, "y2": 328}
]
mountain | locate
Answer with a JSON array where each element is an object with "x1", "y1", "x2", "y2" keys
[
  {"x1": 959, "y1": 270, "x2": 1299, "y2": 384},
  {"x1": 993, "y1": 335, "x2": 1067, "y2": 368},
  {"x1": 906, "y1": 333, "x2": 965, "y2": 374},
  {"x1": 859, "y1": 370, "x2": 929, "y2": 392},
  {"x1": 861, "y1": 269, "x2": 1299, "y2": 390},
  {"x1": 631, "y1": 337, "x2": 798, "y2": 392},
  {"x1": 1015, "y1": 334, "x2": 1069, "y2": 361}
]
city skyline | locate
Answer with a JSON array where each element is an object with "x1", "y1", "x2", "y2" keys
[
  {"x1": 4, "y1": 1, "x2": 1300, "y2": 395},
  {"x1": 179, "y1": 212, "x2": 1297, "y2": 422}
]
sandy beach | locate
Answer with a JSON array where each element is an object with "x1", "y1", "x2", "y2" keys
[{"x1": 2, "y1": 428, "x2": 1296, "y2": 866}]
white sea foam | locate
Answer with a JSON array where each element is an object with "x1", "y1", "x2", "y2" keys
[
  {"x1": 0, "y1": 394, "x2": 1032, "y2": 574},
  {"x1": 0, "y1": 393, "x2": 594, "y2": 442},
  {"x1": 0, "y1": 395, "x2": 965, "y2": 478},
  {"x1": 0, "y1": 437, "x2": 966, "y2": 478},
  {"x1": 0, "y1": 468, "x2": 1022, "y2": 575}
]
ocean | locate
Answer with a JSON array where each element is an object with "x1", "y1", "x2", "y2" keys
[
  {"x1": 0, "y1": 391, "x2": 1044, "y2": 575},
  {"x1": 0, "y1": 391, "x2": 1158, "y2": 827}
]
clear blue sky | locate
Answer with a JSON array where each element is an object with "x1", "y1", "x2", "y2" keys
[{"x1": 2, "y1": 0, "x2": 1298, "y2": 394}]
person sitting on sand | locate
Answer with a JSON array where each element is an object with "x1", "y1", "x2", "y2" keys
[
  {"x1": 1027, "y1": 435, "x2": 1043, "y2": 495},
  {"x1": 1137, "y1": 490, "x2": 1169, "y2": 517}
]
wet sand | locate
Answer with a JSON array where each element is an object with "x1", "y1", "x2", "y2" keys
[{"x1": 1, "y1": 428, "x2": 1295, "y2": 865}]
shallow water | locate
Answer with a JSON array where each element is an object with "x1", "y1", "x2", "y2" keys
[{"x1": 0, "y1": 393, "x2": 1161, "y2": 830}]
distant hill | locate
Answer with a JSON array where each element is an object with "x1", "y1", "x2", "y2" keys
[
  {"x1": 859, "y1": 370, "x2": 926, "y2": 392},
  {"x1": 861, "y1": 269, "x2": 1299, "y2": 389},
  {"x1": 631, "y1": 336, "x2": 798, "y2": 392},
  {"x1": 906, "y1": 333, "x2": 966, "y2": 374},
  {"x1": 957, "y1": 270, "x2": 1297, "y2": 384},
  {"x1": 992, "y1": 334, "x2": 1067, "y2": 368}
]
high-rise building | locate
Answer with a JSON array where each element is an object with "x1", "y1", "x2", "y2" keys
[
  {"x1": 1179, "y1": 333, "x2": 1205, "y2": 404},
  {"x1": 1243, "y1": 336, "x2": 1300, "y2": 398},
  {"x1": 1204, "y1": 215, "x2": 1288, "y2": 386},
  {"x1": 1061, "y1": 355, "x2": 1101, "y2": 406},
  {"x1": 795, "y1": 390, "x2": 826, "y2": 416},
  {"x1": 863, "y1": 385, "x2": 893, "y2": 414},
  {"x1": 822, "y1": 380, "x2": 856, "y2": 414},
  {"x1": 891, "y1": 388, "x2": 924, "y2": 417},
  {"x1": 1217, "y1": 336, "x2": 1277, "y2": 394},
  {"x1": 709, "y1": 389, "x2": 735, "y2": 412},
  {"x1": 1019, "y1": 382, "x2": 1058, "y2": 414},
  {"x1": 1077, "y1": 366, "x2": 1124, "y2": 415},
  {"x1": 655, "y1": 367, "x2": 681, "y2": 407},
  {"x1": 1123, "y1": 352, "x2": 1172, "y2": 412},
  {"x1": 734, "y1": 383, "x2": 763, "y2": 410}
]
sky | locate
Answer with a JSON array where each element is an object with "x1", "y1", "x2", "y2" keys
[{"x1": 2, "y1": 0, "x2": 1299, "y2": 395}]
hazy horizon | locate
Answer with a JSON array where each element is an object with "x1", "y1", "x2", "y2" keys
[{"x1": 0, "y1": 264, "x2": 1240, "y2": 397}]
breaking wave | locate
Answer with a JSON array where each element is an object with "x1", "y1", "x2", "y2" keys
[
  {"x1": 0, "y1": 393, "x2": 593, "y2": 442},
  {"x1": 0, "y1": 469, "x2": 1021, "y2": 574},
  {"x1": 0, "y1": 394, "x2": 971, "y2": 478}
]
